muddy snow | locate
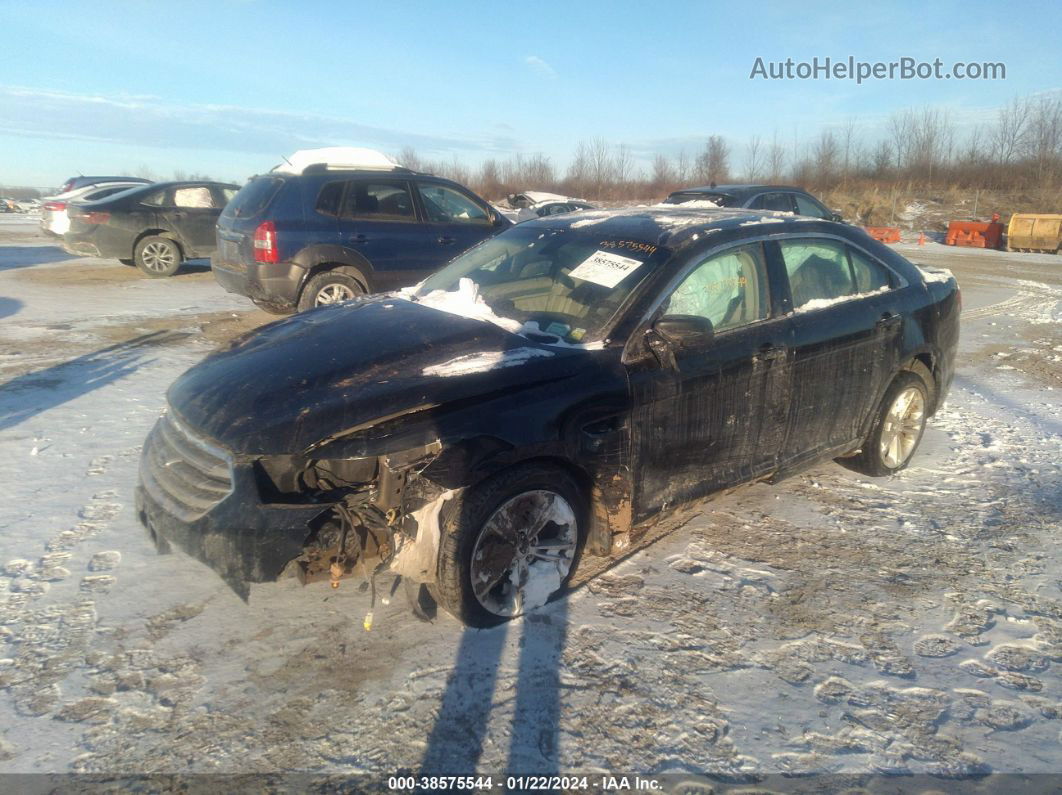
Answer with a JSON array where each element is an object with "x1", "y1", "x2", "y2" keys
[{"x1": 0, "y1": 215, "x2": 1060, "y2": 786}]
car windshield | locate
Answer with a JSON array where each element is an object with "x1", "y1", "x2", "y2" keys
[{"x1": 413, "y1": 226, "x2": 667, "y2": 344}]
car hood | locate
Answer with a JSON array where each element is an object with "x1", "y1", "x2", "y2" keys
[{"x1": 167, "y1": 297, "x2": 591, "y2": 455}]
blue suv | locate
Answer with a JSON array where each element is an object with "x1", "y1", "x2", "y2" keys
[{"x1": 213, "y1": 166, "x2": 510, "y2": 313}]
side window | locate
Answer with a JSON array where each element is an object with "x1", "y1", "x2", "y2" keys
[
  {"x1": 173, "y1": 187, "x2": 217, "y2": 208},
  {"x1": 219, "y1": 187, "x2": 238, "y2": 204},
  {"x1": 794, "y1": 194, "x2": 830, "y2": 219},
  {"x1": 140, "y1": 190, "x2": 165, "y2": 207},
  {"x1": 761, "y1": 193, "x2": 795, "y2": 213},
  {"x1": 316, "y1": 181, "x2": 344, "y2": 217},
  {"x1": 849, "y1": 247, "x2": 893, "y2": 292},
  {"x1": 416, "y1": 183, "x2": 490, "y2": 224},
  {"x1": 662, "y1": 243, "x2": 770, "y2": 334},
  {"x1": 340, "y1": 181, "x2": 415, "y2": 221},
  {"x1": 780, "y1": 239, "x2": 855, "y2": 310}
]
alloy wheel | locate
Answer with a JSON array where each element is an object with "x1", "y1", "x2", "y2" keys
[
  {"x1": 879, "y1": 386, "x2": 925, "y2": 468},
  {"x1": 469, "y1": 490, "x2": 578, "y2": 618}
]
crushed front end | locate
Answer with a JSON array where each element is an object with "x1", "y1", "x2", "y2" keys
[{"x1": 135, "y1": 410, "x2": 452, "y2": 611}]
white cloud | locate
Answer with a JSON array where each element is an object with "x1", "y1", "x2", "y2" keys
[
  {"x1": 524, "y1": 55, "x2": 557, "y2": 80},
  {"x1": 0, "y1": 84, "x2": 499, "y2": 161}
]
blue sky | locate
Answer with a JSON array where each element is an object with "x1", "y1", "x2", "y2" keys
[{"x1": 1, "y1": 0, "x2": 1059, "y2": 187}]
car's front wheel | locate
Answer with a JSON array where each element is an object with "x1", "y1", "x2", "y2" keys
[
  {"x1": 433, "y1": 464, "x2": 586, "y2": 627},
  {"x1": 297, "y1": 270, "x2": 365, "y2": 311},
  {"x1": 134, "y1": 236, "x2": 182, "y2": 278},
  {"x1": 842, "y1": 370, "x2": 929, "y2": 477}
]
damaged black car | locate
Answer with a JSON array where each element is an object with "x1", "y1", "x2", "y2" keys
[{"x1": 136, "y1": 206, "x2": 960, "y2": 627}]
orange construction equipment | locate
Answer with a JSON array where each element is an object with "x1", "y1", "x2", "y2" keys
[
  {"x1": 1006, "y1": 213, "x2": 1062, "y2": 253},
  {"x1": 864, "y1": 226, "x2": 901, "y2": 244},
  {"x1": 945, "y1": 220, "x2": 1004, "y2": 249}
]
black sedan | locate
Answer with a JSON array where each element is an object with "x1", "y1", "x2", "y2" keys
[
  {"x1": 665, "y1": 183, "x2": 841, "y2": 221},
  {"x1": 63, "y1": 181, "x2": 238, "y2": 277},
  {"x1": 136, "y1": 206, "x2": 960, "y2": 626}
]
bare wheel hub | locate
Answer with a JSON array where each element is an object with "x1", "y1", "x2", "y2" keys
[
  {"x1": 470, "y1": 490, "x2": 578, "y2": 618},
  {"x1": 879, "y1": 386, "x2": 925, "y2": 468}
]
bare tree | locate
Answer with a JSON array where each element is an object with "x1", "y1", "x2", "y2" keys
[
  {"x1": 767, "y1": 132, "x2": 786, "y2": 182},
  {"x1": 695, "y1": 135, "x2": 730, "y2": 184},
  {"x1": 812, "y1": 130, "x2": 840, "y2": 186}
]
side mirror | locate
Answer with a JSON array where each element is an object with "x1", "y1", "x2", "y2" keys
[
  {"x1": 652, "y1": 315, "x2": 714, "y2": 346},
  {"x1": 831, "y1": 212, "x2": 844, "y2": 223}
]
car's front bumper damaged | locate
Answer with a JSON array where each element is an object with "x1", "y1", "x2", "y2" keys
[{"x1": 135, "y1": 412, "x2": 455, "y2": 613}]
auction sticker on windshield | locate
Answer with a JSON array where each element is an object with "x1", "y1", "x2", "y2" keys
[{"x1": 569, "y1": 249, "x2": 645, "y2": 288}]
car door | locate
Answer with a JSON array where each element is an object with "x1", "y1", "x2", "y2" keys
[
  {"x1": 167, "y1": 185, "x2": 224, "y2": 257},
  {"x1": 333, "y1": 178, "x2": 424, "y2": 290},
  {"x1": 413, "y1": 181, "x2": 497, "y2": 269},
  {"x1": 627, "y1": 241, "x2": 793, "y2": 520},
  {"x1": 774, "y1": 236, "x2": 904, "y2": 468}
]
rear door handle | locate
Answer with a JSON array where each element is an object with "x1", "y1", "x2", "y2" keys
[
  {"x1": 877, "y1": 312, "x2": 902, "y2": 330},
  {"x1": 754, "y1": 344, "x2": 786, "y2": 363},
  {"x1": 350, "y1": 233, "x2": 367, "y2": 243},
  {"x1": 438, "y1": 235, "x2": 456, "y2": 245}
]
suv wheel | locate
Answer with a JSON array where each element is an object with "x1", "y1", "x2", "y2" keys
[
  {"x1": 297, "y1": 270, "x2": 365, "y2": 311},
  {"x1": 433, "y1": 463, "x2": 586, "y2": 627},
  {"x1": 134, "y1": 236, "x2": 182, "y2": 278}
]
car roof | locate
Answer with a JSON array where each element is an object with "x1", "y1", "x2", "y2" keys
[
  {"x1": 519, "y1": 204, "x2": 834, "y2": 249},
  {"x1": 135, "y1": 180, "x2": 240, "y2": 190},
  {"x1": 670, "y1": 184, "x2": 809, "y2": 198}
]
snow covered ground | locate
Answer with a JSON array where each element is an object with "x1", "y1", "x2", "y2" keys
[{"x1": 0, "y1": 216, "x2": 1060, "y2": 786}]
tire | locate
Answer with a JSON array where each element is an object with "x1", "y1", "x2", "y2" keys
[
  {"x1": 297, "y1": 270, "x2": 365, "y2": 312},
  {"x1": 134, "y1": 236, "x2": 182, "y2": 278},
  {"x1": 840, "y1": 370, "x2": 930, "y2": 477},
  {"x1": 119, "y1": 258, "x2": 135, "y2": 266},
  {"x1": 251, "y1": 298, "x2": 294, "y2": 315},
  {"x1": 433, "y1": 463, "x2": 587, "y2": 627}
]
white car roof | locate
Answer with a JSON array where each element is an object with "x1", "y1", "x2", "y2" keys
[{"x1": 272, "y1": 147, "x2": 403, "y2": 175}]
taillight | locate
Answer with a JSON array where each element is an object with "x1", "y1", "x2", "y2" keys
[
  {"x1": 85, "y1": 212, "x2": 110, "y2": 224},
  {"x1": 253, "y1": 221, "x2": 278, "y2": 263},
  {"x1": 44, "y1": 201, "x2": 66, "y2": 211}
]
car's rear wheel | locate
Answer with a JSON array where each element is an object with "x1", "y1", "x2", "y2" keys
[
  {"x1": 134, "y1": 236, "x2": 182, "y2": 278},
  {"x1": 433, "y1": 463, "x2": 586, "y2": 627},
  {"x1": 297, "y1": 270, "x2": 365, "y2": 311},
  {"x1": 841, "y1": 370, "x2": 929, "y2": 477}
]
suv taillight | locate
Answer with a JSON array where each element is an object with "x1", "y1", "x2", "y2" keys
[
  {"x1": 253, "y1": 221, "x2": 278, "y2": 263},
  {"x1": 44, "y1": 201, "x2": 66, "y2": 211}
]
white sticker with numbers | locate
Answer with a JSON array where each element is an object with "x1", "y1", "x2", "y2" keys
[{"x1": 568, "y1": 250, "x2": 645, "y2": 288}]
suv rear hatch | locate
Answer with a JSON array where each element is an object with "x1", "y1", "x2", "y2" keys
[{"x1": 215, "y1": 176, "x2": 286, "y2": 273}]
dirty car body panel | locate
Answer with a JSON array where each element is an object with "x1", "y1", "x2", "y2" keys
[{"x1": 136, "y1": 207, "x2": 959, "y2": 602}]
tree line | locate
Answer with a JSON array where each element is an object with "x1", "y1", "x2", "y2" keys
[{"x1": 400, "y1": 93, "x2": 1062, "y2": 203}]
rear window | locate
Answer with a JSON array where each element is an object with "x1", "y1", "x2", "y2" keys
[{"x1": 221, "y1": 177, "x2": 283, "y2": 219}]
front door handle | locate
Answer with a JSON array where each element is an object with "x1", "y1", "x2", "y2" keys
[
  {"x1": 350, "y1": 233, "x2": 367, "y2": 243},
  {"x1": 438, "y1": 235, "x2": 456, "y2": 245}
]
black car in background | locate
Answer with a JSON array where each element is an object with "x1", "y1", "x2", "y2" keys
[
  {"x1": 212, "y1": 165, "x2": 509, "y2": 313},
  {"x1": 62, "y1": 181, "x2": 238, "y2": 277},
  {"x1": 665, "y1": 184, "x2": 842, "y2": 220},
  {"x1": 137, "y1": 206, "x2": 960, "y2": 626}
]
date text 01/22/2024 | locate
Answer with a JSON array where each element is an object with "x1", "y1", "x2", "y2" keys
[{"x1": 387, "y1": 775, "x2": 663, "y2": 790}]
